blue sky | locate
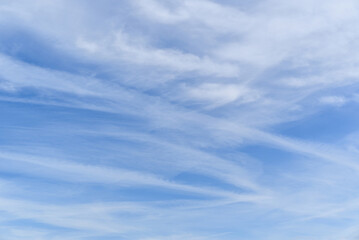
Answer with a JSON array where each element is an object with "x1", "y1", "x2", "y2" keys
[{"x1": 1, "y1": 0, "x2": 359, "y2": 239}]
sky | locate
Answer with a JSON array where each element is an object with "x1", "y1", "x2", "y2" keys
[{"x1": 1, "y1": 0, "x2": 359, "y2": 239}]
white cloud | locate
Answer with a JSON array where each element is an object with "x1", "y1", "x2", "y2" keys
[
  {"x1": 75, "y1": 32, "x2": 239, "y2": 78},
  {"x1": 319, "y1": 96, "x2": 348, "y2": 107},
  {"x1": 0, "y1": 151, "x2": 267, "y2": 201},
  {"x1": 186, "y1": 83, "x2": 259, "y2": 108}
]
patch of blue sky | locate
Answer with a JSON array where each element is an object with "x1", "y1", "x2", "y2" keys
[
  {"x1": 275, "y1": 102, "x2": 359, "y2": 143},
  {"x1": 0, "y1": 28, "x2": 98, "y2": 76}
]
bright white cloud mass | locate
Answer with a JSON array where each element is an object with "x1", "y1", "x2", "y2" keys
[{"x1": 1, "y1": 0, "x2": 359, "y2": 239}]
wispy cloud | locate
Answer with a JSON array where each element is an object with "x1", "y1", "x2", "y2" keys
[{"x1": 1, "y1": 0, "x2": 359, "y2": 239}]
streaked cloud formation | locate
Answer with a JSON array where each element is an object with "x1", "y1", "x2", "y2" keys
[{"x1": 1, "y1": 0, "x2": 359, "y2": 239}]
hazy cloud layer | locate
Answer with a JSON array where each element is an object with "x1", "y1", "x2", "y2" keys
[{"x1": 1, "y1": 0, "x2": 359, "y2": 239}]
